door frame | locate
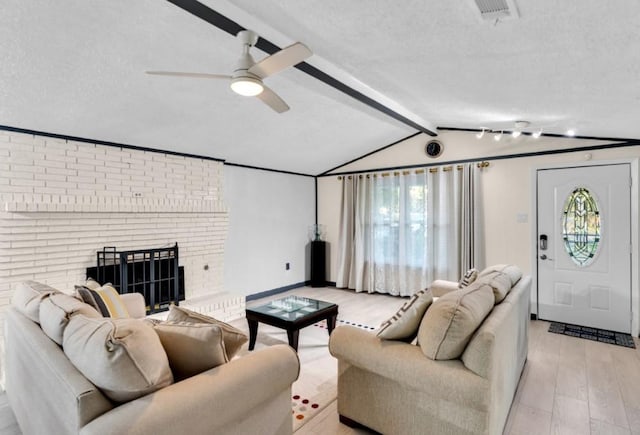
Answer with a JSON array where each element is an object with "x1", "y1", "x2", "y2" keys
[{"x1": 531, "y1": 158, "x2": 640, "y2": 336}]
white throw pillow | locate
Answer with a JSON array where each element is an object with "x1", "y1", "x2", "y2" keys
[
  {"x1": 477, "y1": 264, "x2": 523, "y2": 303},
  {"x1": 459, "y1": 268, "x2": 479, "y2": 289},
  {"x1": 377, "y1": 289, "x2": 433, "y2": 342}
]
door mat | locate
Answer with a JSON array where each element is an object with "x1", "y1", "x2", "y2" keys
[{"x1": 548, "y1": 322, "x2": 636, "y2": 348}]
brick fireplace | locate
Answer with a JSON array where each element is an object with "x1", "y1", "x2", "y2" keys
[{"x1": 0, "y1": 130, "x2": 245, "y2": 381}]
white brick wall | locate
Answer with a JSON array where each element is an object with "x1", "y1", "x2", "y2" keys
[{"x1": 0, "y1": 131, "x2": 237, "y2": 383}]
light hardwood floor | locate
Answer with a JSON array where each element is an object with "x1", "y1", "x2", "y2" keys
[{"x1": 2, "y1": 286, "x2": 640, "y2": 435}]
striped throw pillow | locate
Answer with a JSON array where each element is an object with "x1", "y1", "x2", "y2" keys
[
  {"x1": 377, "y1": 289, "x2": 433, "y2": 342},
  {"x1": 76, "y1": 283, "x2": 129, "y2": 319},
  {"x1": 459, "y1": 268, "x2": 479, "y2": 289}
]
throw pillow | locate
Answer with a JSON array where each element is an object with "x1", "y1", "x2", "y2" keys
[
  {"x1": 76, "y1": 283, "x2": 129, "y2": 318},
  {"x1": 40, "y1": 293, "x2": 102, "y2": 345},
  {"x1": 152, "y1": 321, "x2": 229, "y2": 381},
  {"x1": 167, "y1": 305, "x2": 248, "y2": 359},
  {"x1": 11, "y1": 281, "x2": 60, "y2": 323},
  {"x1": 74, "y1": 286, "x2": 103, "y2": 313},
  {"x1": 63, "y1": 315, "x2": 173, "y2": 402},
  {"x1": 377, "y1": 289, "x2": 433, "y2": 342},
  {"x1": 83, "y1": 277, "x2": 102, "y2": 291},
  {"x1": 417, "y1": 281, "x2": 495, "y2": 360},
  {"x1": 458, "y1": 268, "x2": 479, "y2": 289},
  {"x1": 478, "y1": 264, "x2": 522, "y2": 285},
  {"x1": 477, "y1": 264, "x2": 523, "y2": 303}
]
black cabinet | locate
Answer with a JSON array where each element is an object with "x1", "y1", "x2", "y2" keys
[{"x1": 310, "y1": 240, "x2": 326, "y2": 287}]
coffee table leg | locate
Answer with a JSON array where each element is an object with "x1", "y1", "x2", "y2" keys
[
  {"x1": 287, "y1": 329, "x2": 299, "y2": 352},
  {"x1": 327, "y1": 314, "x2": 337, "y2": 335},
  {"x1": 247, "y1": 319, "x2": 258, "y2": 351}
]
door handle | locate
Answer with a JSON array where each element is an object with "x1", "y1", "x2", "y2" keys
[{"x1": 540, "y1": 254, "x2": 553, "y2": 260}]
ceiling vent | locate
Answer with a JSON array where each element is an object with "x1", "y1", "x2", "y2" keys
[{"x1": 473, "y1": 0, "x2": 520, "y2": 22}]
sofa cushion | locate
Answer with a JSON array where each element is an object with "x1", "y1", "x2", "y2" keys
[
  {"x1": 478, "y1": 265, "x2": 523, "y2": 303},
  {"x1": 11, "y1": 281, "x2": 60, "y2": 323},
  {"x1": 418, "y1": 282, "x2": 495, "y2": 360},
  {"x1": 152, "y1": 321, "x2": 229, "y2": 381},
  {"x1": 479, "y1": 264, "x2": 522, "y2": 284},
  {"x1": 377, "y1": 289, "x2": 433, "y2": 342},
  {"x1": 40, "y1": 293, "x2": 102, "y2": 345},
  {"x1": 63, "y1": 315, "x2": 173, "y2": 402},
  {"x1": 167, "y1": 305, "x2": 248, "y2": 359},
  {"x1": 459, "y1": 268, "x2": 479, "y2": 288},
  {"x1": 76, "y1": 283, "x2": 129, "y2": 318}
]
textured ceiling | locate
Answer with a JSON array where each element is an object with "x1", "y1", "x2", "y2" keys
[{"x1": 1, "y1": 1, "x2": 639, "y2": 175}]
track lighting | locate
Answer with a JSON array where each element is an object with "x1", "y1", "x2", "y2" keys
[
  {"x1": 566, "y1": 129, "x2": 576, "y2": 137},
  {"x1": 476, "y1": 128, "x2": 486, "y2": 139},
  {"x1": 532, "y1": 130, "x2": 542, "y2": 138},
  {"x1": 511, "y1": 120, "x2": 529, "y2": 138},
  {"x1": 494, "y1": 131, "x2": 503, "y2": 141}
]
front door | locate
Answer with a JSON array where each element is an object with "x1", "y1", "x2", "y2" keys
[{"x1": 537, "y1": 164, "x2": 631, "y2": 333}]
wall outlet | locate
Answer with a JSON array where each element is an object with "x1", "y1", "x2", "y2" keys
[{"x1": 285, "y1": 262, "x2": 290, "y2": 270}]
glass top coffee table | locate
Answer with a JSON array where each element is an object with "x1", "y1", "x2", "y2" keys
[{"x1": 245, "y1": 296, "x2": 338, "y2": 352}]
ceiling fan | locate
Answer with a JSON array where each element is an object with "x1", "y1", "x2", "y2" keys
[{"x1": 146, "y1": 30, "x2": 312, "y2": 113}]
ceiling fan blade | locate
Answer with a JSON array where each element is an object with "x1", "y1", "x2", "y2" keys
[
  {"x1": 146, "y1": 71, "x2": 230, "y2": 80},
  {"x1": 256, "y1": 85, "x2": 289, "y2": 113},
  {"x1": 248, "y1": 42, "x2": 312, "y2": 78}
]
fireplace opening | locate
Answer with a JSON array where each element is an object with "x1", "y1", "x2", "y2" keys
[{"x1": 86, "y1": 243, "x2": 185, "y2": 314}]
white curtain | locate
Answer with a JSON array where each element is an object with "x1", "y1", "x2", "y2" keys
[{"x1": 336, "y1": 164, "x2": 481, "y2": 296}]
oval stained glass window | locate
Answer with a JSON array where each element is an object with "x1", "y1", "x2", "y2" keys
[{"x1": 562, "y1": 187, "x2": 601, "y2": 266}]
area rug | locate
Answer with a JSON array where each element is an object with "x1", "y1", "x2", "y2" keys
[
  {"x1": 230, "y1": 316, "x2": 376, "y2": 432},
  {"x1": 548, "y1": 322, "x2": 636, "y2": 348}
]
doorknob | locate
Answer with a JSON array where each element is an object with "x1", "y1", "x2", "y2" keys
[{"x1": 540, "y1": 254, "x2": 553, "y2": 260}]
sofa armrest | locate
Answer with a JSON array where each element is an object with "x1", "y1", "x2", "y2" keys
[
  {"x1": 80, "y1": 344, "x2": 300, "y2": 435},
  {"x1": 329, "y1": 326, "x2": 488, "y2": 408},
  {"x1": 430, "y1": 279, "x2": 459, "y2": 297},
  {"x1": 120, "y1": 293, "x2": 146, "y2": 319}
]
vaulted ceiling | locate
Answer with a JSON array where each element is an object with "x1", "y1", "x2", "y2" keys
[{"x1": 1, "y1": 1, "x2": 639, "y2": 175}]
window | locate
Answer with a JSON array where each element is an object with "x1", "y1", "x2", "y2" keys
[
  {"x1": 562, "y1": 187, "x2": 601, "y2": 266},
  {"x1": 370, "y1": 178, "x2": 428, "y2": 267}
]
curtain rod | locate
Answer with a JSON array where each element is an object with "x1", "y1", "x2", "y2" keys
[{"x1": 337, "y1": 161, "x2": 490, "y2": 180}]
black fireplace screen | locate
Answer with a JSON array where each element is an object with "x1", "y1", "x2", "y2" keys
[{"x1": 86, "y1": 243, "x2": 184, "y2": 314}]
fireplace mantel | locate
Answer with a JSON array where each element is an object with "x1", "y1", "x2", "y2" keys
[{"x1": 3, "y1": 194, "x2": 228, "y2": 213}]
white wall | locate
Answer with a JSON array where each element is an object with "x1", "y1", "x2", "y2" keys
[
  {"x1": 318, "y1": 130, "x2": 640, "y2": 323},
  {"x1": 0, "y1": 130, "x2": 230, "y2": 298},
  {"x1": 224, "y1": 165, "x2": 315, "y2": 296}
]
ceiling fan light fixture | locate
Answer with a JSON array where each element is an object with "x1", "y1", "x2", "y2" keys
[{"x1": 230, "y1": 77, "x2": 264, "y2": 96}]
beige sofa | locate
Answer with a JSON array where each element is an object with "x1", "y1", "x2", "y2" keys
[
  {"x1": 6, "y1": 283, "x2": 300, "y2": 435},
  {"x1": 329, "y1": 267, "x2": 531, "y2": 435}
]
